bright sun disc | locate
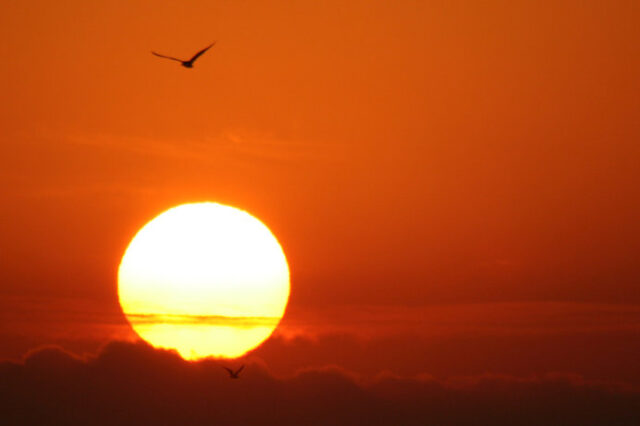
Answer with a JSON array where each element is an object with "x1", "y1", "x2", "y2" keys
[{"x1": 118, "y1": 202, "x2": 290, "y2": 360}]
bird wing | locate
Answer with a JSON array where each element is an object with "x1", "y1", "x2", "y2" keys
[
  {"x1": 235, "y1": 365, "x2": 245, "y2": 375},
  {"x1": 189, "y1": 42, "x2": 216, "y2": 63},
  {"x1": 222, "y1": 366, "x2": 234, "y2": 375},
  {"x1": 151, "y1": 51, "x2": 184, "y2": 62}
]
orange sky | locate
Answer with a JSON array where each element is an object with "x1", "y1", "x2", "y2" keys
[{"x1": 1, "y1": 0, "x2": 639, "y2": 384}]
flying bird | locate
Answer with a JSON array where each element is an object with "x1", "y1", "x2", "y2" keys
[
  {"x1": 152, "y1": 42, "x2": 216, "y2": 68},
  {"x1": 222, "y1": 365, "x2": 245, "y2": 379}
]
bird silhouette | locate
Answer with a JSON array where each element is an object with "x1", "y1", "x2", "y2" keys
[
  {"x1": 222, "y1": 365, "x2": 245, "y2": 379},
  {"x1": 152, "y1": 42, "x2": 216, "y2": 68}
]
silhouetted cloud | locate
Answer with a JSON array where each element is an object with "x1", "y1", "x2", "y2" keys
[
  {"x1": 3, "y1": 297, "x2": 640, "y2": 385},
  {"x1": 1, "y1": 341, "x2": 638, "y2": 426},
  {"x1": 254, "y1": 330, "x2": 640, "y2": 385}
]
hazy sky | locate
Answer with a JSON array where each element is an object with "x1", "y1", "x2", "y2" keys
[{"x1": 1, "y1": 0, "x2": 639, "y2": 395}]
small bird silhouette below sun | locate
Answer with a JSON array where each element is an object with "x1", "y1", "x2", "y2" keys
[{"x1": 223, "y1": 365, "x2": 245, "y2": 379}]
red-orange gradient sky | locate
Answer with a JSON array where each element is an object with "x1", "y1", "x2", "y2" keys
[{"x1": 1, "y1": 0, "x2": 640, "y2": 399}]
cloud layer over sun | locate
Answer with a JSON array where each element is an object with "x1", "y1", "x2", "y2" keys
[{"x1": 1, "y1": 341, "x2": 638, "y2": 426}]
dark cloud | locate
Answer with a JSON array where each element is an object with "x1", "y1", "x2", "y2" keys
[
  {"x1": 4, "y1": 297, "x2": 639, "y2": 385},
  {"x1": 1, "y1": 341, "x2": 638, "y2": 426},
  {"x1": 254, "y1": 330, "x2": 640, "y2": 385}
]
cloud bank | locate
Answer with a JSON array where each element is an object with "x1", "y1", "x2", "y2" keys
[{"x1": 1, "y1": 341, "x2": 638, "y2": 426}]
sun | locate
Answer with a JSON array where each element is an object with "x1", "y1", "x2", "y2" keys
[{"x1": 117, "y1": 202, "x2": 290, "y2": 360}]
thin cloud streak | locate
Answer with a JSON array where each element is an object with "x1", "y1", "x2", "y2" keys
[
  {"x1": 5, "y1": 294, "x2": 640, "y2": 338},
  {"x1": 4, "y1": 295, "x2": 640, "y2": 344},
  {"x1": 66, "y1": 131, "x2": 347, "y2": 165},
  {"x1": 280, "y1": 302, "x2": 640, "y2": 338},
  {"x1": 126, "y1": 313, "x2": 280, "y2": 328}
]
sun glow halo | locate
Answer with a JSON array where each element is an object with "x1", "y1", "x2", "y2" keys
[{"x1": 118, "y1": 203, "x2": 290, "y2": 360}]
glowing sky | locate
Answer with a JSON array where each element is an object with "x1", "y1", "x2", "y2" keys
[{"x1": 0, "y1": 0, "x2": 639, "y2": 388}]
